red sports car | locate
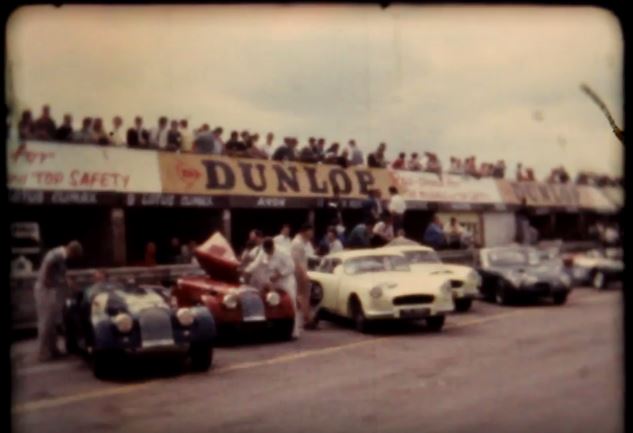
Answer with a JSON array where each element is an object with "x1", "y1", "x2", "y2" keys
[{"x1": 173, "y1": 233, "x2": 297, "y2": 340}]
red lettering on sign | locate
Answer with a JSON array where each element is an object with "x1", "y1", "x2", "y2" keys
[
  {"x1": 69, "y1": 170, "x2": 131, "y2": 189},
  {"x1": 176, "y1": 160, "x2": 201, "y2": 188},
  {"x1": 31, "y1": 171, "x2": 64, "y2": 185},
  {"x1": 8, "y1": 173, "x2": 28, "y2": 186},
  {"x1": 10, "y1": 143, "x2": 55, "y2": 165}
]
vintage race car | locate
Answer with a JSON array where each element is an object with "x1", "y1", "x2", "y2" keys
[
  {"x1": 476, "y1": 246, "x2": 572, "y2": 305},
  {"x1": 564, "y1": 247, "x2": 623, "y2": 289},
  {"x1": 380, "y1": 245, "x2": 480, "y2": 312},
  {"x1": 63, "y1": 281, "x2": 216, "y2": 378},
  {"x1": 174, "y1": 232, "x2": 301, "y2": 340},
  {"x1": 308, "y1": 249, "x2": 454, "y2": 333}
]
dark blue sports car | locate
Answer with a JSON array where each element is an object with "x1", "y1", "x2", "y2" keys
[
  {"x1": 475, "y1": 245, "x2": 573, "y2": 306},
  {"x1": 63, "y1": 280, "x2": 216, "y2": 378}
]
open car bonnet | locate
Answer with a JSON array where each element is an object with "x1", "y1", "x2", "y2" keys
[{"x1": 194, "y1": 232, "x2": 241, "y2": 284}]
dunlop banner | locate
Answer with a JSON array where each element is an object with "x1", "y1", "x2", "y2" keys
[{"x1": 158, "y1": 153, "x2": 392, "y2": 199}]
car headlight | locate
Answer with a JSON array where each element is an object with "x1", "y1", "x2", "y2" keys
[
  {"x1": 468, "y1": 271, "x2": 481, "y2": 287},
  {"x1": 113, "y1": 313, "x2": 133, "y2": 333},
  {"x1": 440, "y1": 281, "x2": 452, "y2": 297},
  {"x1": 560, "y1": 273, "x2": 572, "y2": 287},
  {"x1": 222, "y1": 293, "x2": 239, "y2": 309},
  {"x1": 369, "y1": 285, "x2": 383, "y2": 299},
  {"x1": 176, "y1": 308, "x2": 195, "y2": 326},
  {"x1": 266, "y1": 291, "x2": 281, "y2": 306}
]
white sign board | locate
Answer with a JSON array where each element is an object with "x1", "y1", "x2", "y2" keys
[{"x1": 7, "y1": 141, "x2": 162, "y2": 193}]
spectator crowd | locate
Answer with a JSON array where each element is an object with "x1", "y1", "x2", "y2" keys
[{"x1": 15, "y1": 104, "x2": 623, "y2": 186}]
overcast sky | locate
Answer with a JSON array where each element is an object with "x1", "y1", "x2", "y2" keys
[{"x1": 6, "y1": 4, "x2": 624, "y2": 179}]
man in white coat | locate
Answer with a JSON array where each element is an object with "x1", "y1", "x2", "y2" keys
[{"x1": 244, "y1": 238, "x2": 301, "y2": 339}]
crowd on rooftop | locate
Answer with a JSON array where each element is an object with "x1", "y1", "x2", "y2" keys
[{"x1": 14, "y1": 105, "x2": 622, "y2": 187}]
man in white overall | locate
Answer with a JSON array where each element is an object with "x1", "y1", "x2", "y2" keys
[
  {"x1": 244, "y1": 238, "x2": 301, "y2": 339},
  {"x1": 33, "y1": 240, "x2": 83, "y2": 361}
]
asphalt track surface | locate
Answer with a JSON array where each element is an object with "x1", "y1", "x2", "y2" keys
[{"x1": 11, "y1": 286, "x2": 623, "y2": 433}]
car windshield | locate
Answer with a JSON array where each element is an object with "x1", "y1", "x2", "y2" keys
[
  {"x1": 487, "y1": 249, "x2": 540, "y2": 266},
  {"x1": 343, "y1": 255, "x2": 410, "y2": 275},
  {"x1": 402, "y1": 250, "x2": 441, "y2": 264}
]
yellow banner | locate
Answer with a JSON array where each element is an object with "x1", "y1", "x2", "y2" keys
[
  {"x1": 494, "y1": 180, "x2": 611, "y2": 210},
  {"x1": 158, "y1": 153, "x2": 392, "y2": 199}
]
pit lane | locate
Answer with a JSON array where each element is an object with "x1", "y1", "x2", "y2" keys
[{"x1": 11, "y1": 286, "x2": 622, "y2": 433}]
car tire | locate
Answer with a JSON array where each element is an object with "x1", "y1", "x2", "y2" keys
[
  {"x1": 495, "y1": 281, "x2": 514, "y2": 306},
  {"x1": 310, "y1": 282, "x2": 324, "y2": 307},
  {"x1": 454, "y1": 298, "x2": 473, "y2": 312},
  {"x1": 349, "y1": 298, "x2": 370, "y2": 334},
  {"x1": 552, "y1": 292, "x2": 568, "y2": 305},
  {"x1": 426, "y1": 315, "x2": 445, "y2": 332},
  {"x1": 592, "y1": 271, "x2": 606, "y2": 290},
  {"x1": 190, "y1": 344, "x2": 213, "y2": 372},
  {"x1": 64, "y1": 330, "x2": 79, "y2": 355},
  {"x1": 92, "y1": 351, "x2": 114, "y2": 379},
  {"x1": 63, "y1": 317, "x2": 79, "y2": 354},
  {"x1": 274, "y1": 319, "x2": 295, "y2": 341}
]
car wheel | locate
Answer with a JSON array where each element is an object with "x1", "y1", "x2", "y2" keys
[
  {"x1": 190, "y1": 344, "x2": 213, "y2": 372},
  {"x1": 349, "y1": 298, "x2": 370, "y2": 334},
  {"x1": 592, "y1": 271, "x2": 606, "y2": 290},
  {"x1": 310, "y1": 282, "x2": 324, "y2": 307},
  {"x1": 495, "y1": 281, "x2": 513, "y2": 306},
  {"x1": 426, "y1": 315, "x2": 445, "y2": 332},
  {"x1": 454, "y1": 298, "x2": 473, "y2": 312},
  {"x1": 92, "y1": 351, "x2": 115, "y2": 379},
  {"x1": 552, "y1": 292, "x2": 568, "y2": 305},
  {"x1": 64, "y1": 329, "x2": 79, "y2": 355},
  {"x1": 63, "y1": 318, "x2": 79, "y2": 354},
  {"x1": 274, "y1": 319, "x2": 295, "y2": 341}
]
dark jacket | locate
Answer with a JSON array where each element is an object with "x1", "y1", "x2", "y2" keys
[
  {"x1": 54, "y1": 125, "x2": 74, "y2": 142},
  {"x1": 272, "y1": 145, "x2": 296, "y2": 161},
  {"x1": 127, "y1": 128, "x2": 148, "y2": 148},
  {"x1": 423, "y1": 223, "x2": 446, "y2": 249}
]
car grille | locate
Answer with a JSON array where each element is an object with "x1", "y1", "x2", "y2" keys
[
  {"x1": 450, "y1": 280, "x2": 464, "y2": 288},
  {"x1": 393, "y1": 295, "x2": 435, "y2": 305},
  {"x1": 239, "y1": 291, "x2": 266, "y2": 321},
  {"x1": 139, "y1": 307, "x2": 173, "y2": 344}
]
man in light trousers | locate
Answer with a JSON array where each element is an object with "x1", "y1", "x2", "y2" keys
[
  {"x1": 34, "y1": 240, "x2": 83, "y2": 361},
  {"x1": 291, "y1": 223, "x2": 317, "y2": 330}
]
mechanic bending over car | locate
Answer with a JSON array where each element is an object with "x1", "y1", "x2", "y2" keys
[
  {"x1": 244, "y1": 237, "x2": 302, "y2": 339},
  {"x1": 34, "y1": 240, "x2": 83, "y2": 362}
]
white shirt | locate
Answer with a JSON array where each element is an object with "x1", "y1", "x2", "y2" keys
[
  {"x1": 328, "y1": 239, "x2": 344, "y2": 253},
  {"x1": 290, "y1": 235, "x2": 311, "y2": 268},
  {"x1": 150, "y1": 127, "x2": 168, "y2": 149},
  {"x1": 245, "y1": 249, "x2": 296, "y2": 293},
  {"x1": 257, "y1": 143, "x2": 272, "y2": 159},
  {"x1": 180, "y1": 128, "x2": 194, "y2": 152},
  {"x1": 109, "y1": 127, "x2": 125, "y2": 147},
  {"x1": 273, "y1": 234, "x2": 292, "y2": 254},
  {"x1": 388, "y1": 194, "x2": 407, "y2": 215},
  {"x1": 372, "y1": 222, "x2": 394, "y2": 241}
]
